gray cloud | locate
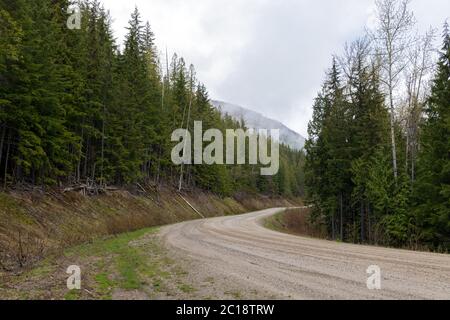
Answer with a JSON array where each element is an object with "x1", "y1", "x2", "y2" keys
[{"x1": 103, "y1": 0, "x2": 450, "y2": 137}]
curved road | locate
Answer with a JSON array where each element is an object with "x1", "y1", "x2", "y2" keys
[{"x1": 160, "y1": 208, "x2": 450, "y2": 300}]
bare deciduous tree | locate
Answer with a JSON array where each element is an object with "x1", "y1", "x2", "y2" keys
[
  {"x1": 339, "y1": 36, "x2": 372, "y2": 98},
  {"x1": 403, "y1": 29, "x2": 435, "y2": 182},
  {"x1": 370, "y1": 0, "x2": 416, "y2": 180}
]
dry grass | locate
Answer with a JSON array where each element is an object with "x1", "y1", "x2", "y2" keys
[
  {"x1": 0, "y1": 187, "x2": 301, "y2": 274},
  {"x1": 265, "y1": 207, "x2": 327, "y2": 239}
]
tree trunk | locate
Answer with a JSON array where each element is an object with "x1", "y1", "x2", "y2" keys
[
  {"x1": 0, "y1": 126, "x2": 6, "y2": 167},
  {"x1": 331, "y1": 212, "x2": 336, "y2": 240},
  {"x1": 3, "y1": 134, "x2": 11, "y2": 189},
  {"x1": 77, "y1": 126, "x2": 84, "y2": 183},
  {"x1": 389, "y1": 86, "x2": 398, "y2": 181},
  {"x1": 353, "y1": 207, "x2": 356, "y2": 243},
  {"x1": 84, "y1": 136, "x2": 90, "y2": 180},
  {"x1": 101, "y1": 110, "x2": 105, "y2": 183},
  {"x1": 156, "y1": 144, "x2": 162, "y2": 186},
  {"x1": 340, "y1": 193, "x2": 344, "y2": 241},
  {"x1": 367, "y1": 202, "x2": 372, "y2": 244},
  {"x1": 411, "y1": 145, "x2": 416, "y2": 183},
  {"x1": 406, "y1": 130, "x2": 410, "y2": 174},
  {"x1": 360, "y1": 201, "x2": 365, "y2": 243}
]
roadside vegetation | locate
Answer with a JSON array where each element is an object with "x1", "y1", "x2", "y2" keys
[
  {"x1": 0, "y1": 0, "x2": 306, "y2": 280},
  {"x1": 0, "y1": 187, "x2": 299, "y2": 274},
  {"x1": 265, "y1": 208, "x2": 327, "y2": 240},
  {"x1": 0, "y1": 0, "x2": 304, "y2": 198},
  {"x1": 0, "y1": 227, "x2": 199, "y2": 300},
  {"x1": 305, "y1": 0, "x2": 449, "y2": 252}
]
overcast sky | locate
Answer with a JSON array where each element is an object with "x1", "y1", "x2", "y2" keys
[{"x1": 101, "y1": 0, "x2": 449, "y2": 137}]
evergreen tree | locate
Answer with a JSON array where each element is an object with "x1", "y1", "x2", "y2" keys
[
  {"x1": 414, "y1": 24, "x2": 450, "y2": 250},
  {"x1": 306, "y1": 59, "x2": 349, "y2": 239},
  {"x1": 0, "y1": 1, "x2": 305, "y2": 202}
]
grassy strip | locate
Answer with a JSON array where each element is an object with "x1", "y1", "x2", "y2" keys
[
  {"x1": 1, "y1": 227, "x2": 186, "y2": 300},
  {"x1": 264, "y1": 211, "x2": 289, "y2": 233},
  {"x1": 63, "y1": 228, "x2": 163, "y2": 299}
]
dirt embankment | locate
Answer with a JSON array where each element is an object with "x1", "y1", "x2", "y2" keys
[
  {"x1": 264, "y1": 207, "x2": 327, "y2": 239},
  {"x1": 0, "y1": 186, "x2": 300, "y2": 273}
]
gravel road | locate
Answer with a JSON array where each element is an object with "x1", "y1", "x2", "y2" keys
[{"x1": 160, "y1": 208, "x2": 450, "y2": 300}]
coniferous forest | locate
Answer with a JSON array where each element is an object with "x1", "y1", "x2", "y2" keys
[
  {"x1": 0, "y1": 0, "x2": 305, "y2": 198},
  {"x1": 305, "y1": 1, "x2": 449, "y2": 251}
]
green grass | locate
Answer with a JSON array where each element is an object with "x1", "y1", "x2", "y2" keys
[
  {"x1": 65, "y1": 228, "x2": 160, "y2": 294},
  {"x1": 4, "y1": 224, "x2": 193, "y2": 299},
  {"x1": 264, "y1": 211, "x2": 286, "y2": 232},
  {"x1": 178, "y1": 283, "x2": 196, "y2": 293},
  {"x1": 116, "y1": 247, "x2": 145, "y2": 290},
  {"x1": 64, "y1": 290, "x2": 81, "y2": 300},
  {"x1": 94, "y1": 273, "x2": 114, "y2": 300},
  {"x1": 61, "y1": 226, "x2": 183, "y2": 297},
  {"x1": 65, "y1": 227, "x2": 157, "y2": 258}
]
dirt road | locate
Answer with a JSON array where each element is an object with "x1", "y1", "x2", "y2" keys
[{"x1": 160, "y1": 208, "x2": 450, "y2": 300}]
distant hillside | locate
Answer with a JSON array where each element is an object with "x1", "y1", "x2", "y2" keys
[{"x1": 212, "y1": 100, "x2": 306, "y2": 150}]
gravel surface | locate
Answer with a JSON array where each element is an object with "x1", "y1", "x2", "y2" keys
[{"x1": 160, "y1": 208, "x2": 450, "y2": 300}]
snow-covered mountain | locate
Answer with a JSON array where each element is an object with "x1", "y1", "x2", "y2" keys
[{"x1": 211, "y1": 100, "x2": 305, "y2": 151}]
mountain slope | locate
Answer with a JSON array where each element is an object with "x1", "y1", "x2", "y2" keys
[{"x1": 212, "y1": 100, "x2": 305, "y2": 150}]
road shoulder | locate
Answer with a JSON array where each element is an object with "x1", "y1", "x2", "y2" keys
[{"x1": 1, "y1": 228, "x2": 199, "y2": 300}]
